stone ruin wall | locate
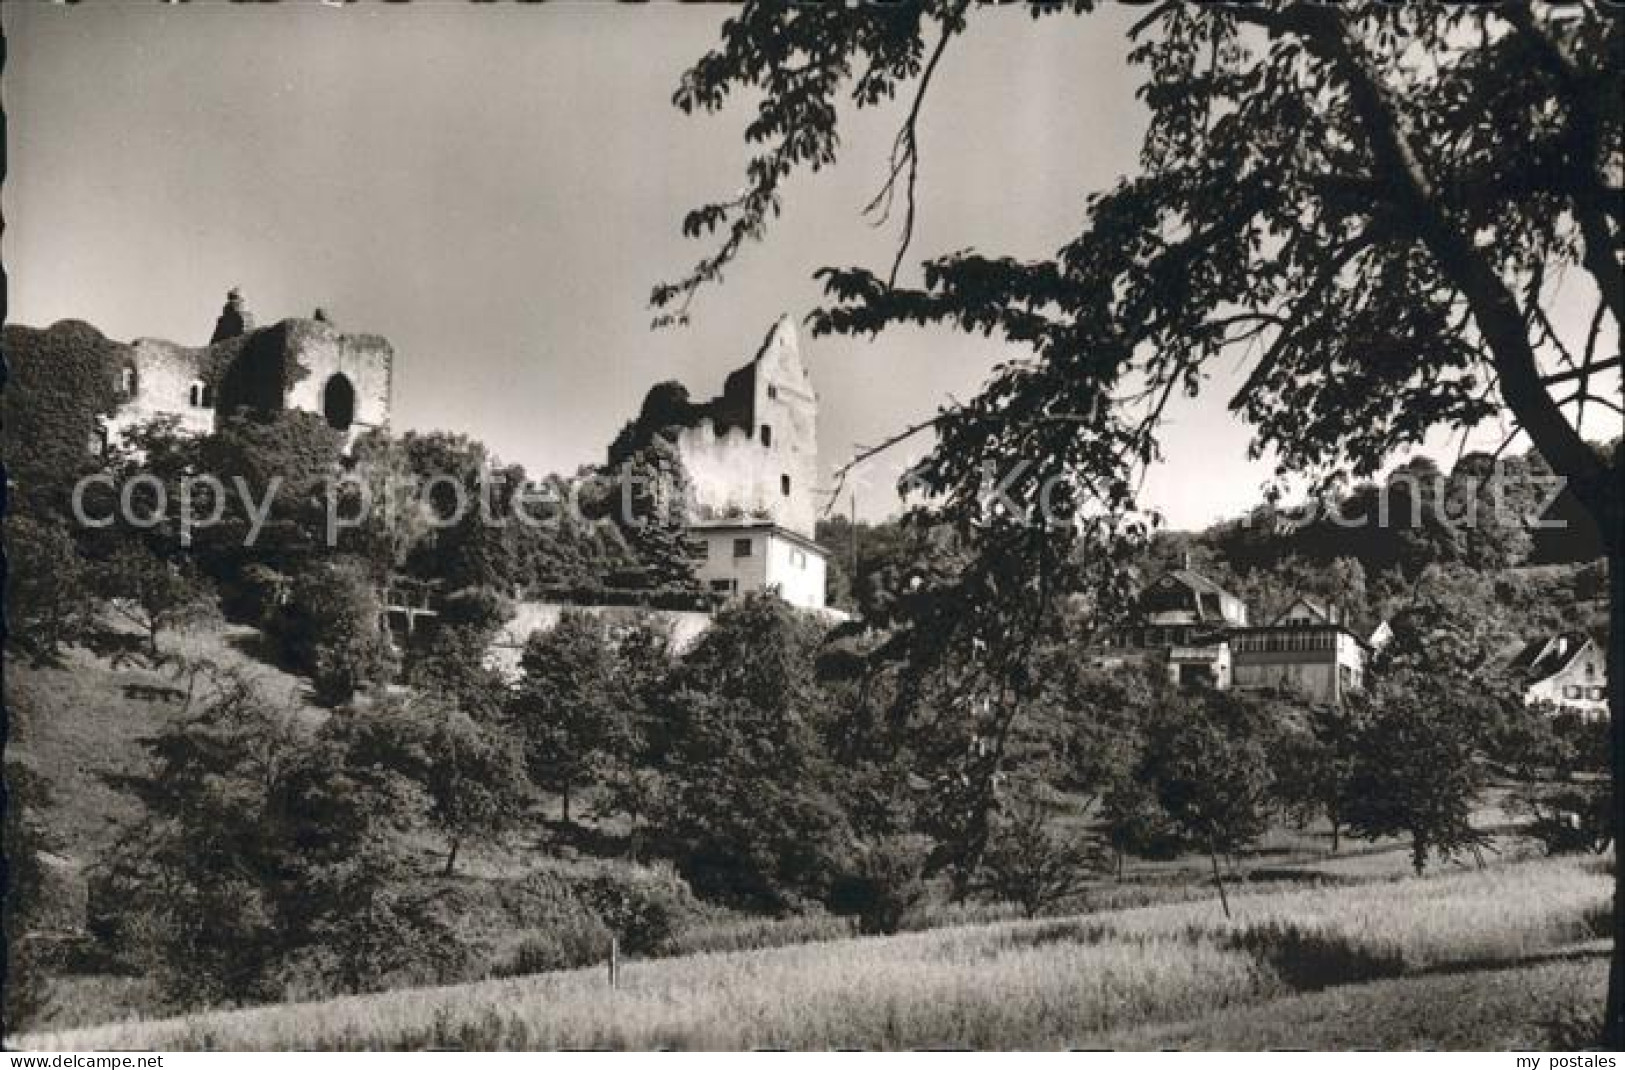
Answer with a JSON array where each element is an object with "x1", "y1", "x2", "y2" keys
[
  {"x1": 104, "y1": 337, "x2": 224, "y2": 442},
  {"x1": 672, "y1": 316, "x2": 819, "y2": 539},
  {"x1": 103, "y1": 293, "x2": 392, "y2": 446},
  {"x1": 277, "y1": 320, "x2": 394, "y2": 439}
]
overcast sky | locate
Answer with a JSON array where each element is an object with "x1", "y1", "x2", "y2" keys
[{"x1": 5, "y1": 2, "x2": 1599, "y2": 528}]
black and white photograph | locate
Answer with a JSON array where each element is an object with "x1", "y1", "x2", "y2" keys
[{"x1": 1, "y1": 0, "x2": 1622, "y2": 1054}]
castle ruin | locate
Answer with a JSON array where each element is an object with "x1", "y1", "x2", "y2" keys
[
  {"x1": 104, "y1": 288, "x2": 392, "y2": 447},
  {"x1": 614, "y1": 315, "x2": 830, "y2": 610}
]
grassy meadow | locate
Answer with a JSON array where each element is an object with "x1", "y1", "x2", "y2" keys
[{"x1": 17, "y1": 854, "x2": 1608, "y2": 1051}]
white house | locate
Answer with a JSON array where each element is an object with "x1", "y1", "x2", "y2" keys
[
  {"x1": 690, "y1": 521, "x2": 829, "y2": 612},
  {"x1": 1230, "y1": 596, "x2": 1372, "y2": 703},
  {"x1": 1511, "y1": 631, "x2": 1609, "y2": 720}
]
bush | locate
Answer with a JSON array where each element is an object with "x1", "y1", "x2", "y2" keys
[
  {"x1": 478, "y1": 872, "x2": 617, "y2": 977},
  {"x1": 827, "y1": 834, "x2": 932, "y2": 934},
  {"x1": 271, "y1": 557, "x2": 394, "y2": 703},
  {"x1": 497, "y1": 915, "x2": 615, "y2": 978},
  {"x1": 574, "y1": 866, "x2": 704, "y2": 956}
]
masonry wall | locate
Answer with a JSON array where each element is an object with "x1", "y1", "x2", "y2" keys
[
  {"x1": 278, "y1": 320, "x2": 393, "y2": 439},
  {"x1": 675, "y1": 316, "x2": 819, "y2": 539},
  {"x1": 106, "y1": 315, "x2": 392, "y2": 448},
  {"x1": 104, "y1": 338, "x2": 227, "y2": 442}
]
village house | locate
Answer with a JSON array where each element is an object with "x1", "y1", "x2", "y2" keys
[
  {"x1": 1104, "y1": 569, "x2": 1378, "y2": 704},
  {"x1": 1509, "y1": 631, "x2": 1609, "y2": 721},
  {"x1": 1229, "y1": 596, "x2": 1372, "y2": 703}
]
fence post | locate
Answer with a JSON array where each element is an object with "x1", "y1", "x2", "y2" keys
[{"x1": 609, "y1": 936, "x2": 619, "y2": 989}]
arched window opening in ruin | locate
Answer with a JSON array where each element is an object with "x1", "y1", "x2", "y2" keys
[
  {"x1": 120, "y1": 366, "x2": 139, "y2": 397},
  {"x1": 323, "y1": 373, "x2": 357, "y2": 431},
  {"x1": 188, "y1": 379, "x2": 212, "y2": 408},
  {"x1": 781, "y1": 474, "x2": 791, "y2": 497},
  {"x1": 760, "y1": 424, "x2": 773, "y2": 448}
]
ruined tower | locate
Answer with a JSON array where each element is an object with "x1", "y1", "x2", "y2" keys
[{"x1": 615, "y1": 315, "x2": 829, "y2": 610}]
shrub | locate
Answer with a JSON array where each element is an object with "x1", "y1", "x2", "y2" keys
[
  {"x1": 271, "y1": 557, "x2": 394, "y2": 703},
  {"x1": 978, "y1": 805, "x2": 1106, "y2": 919},
  {"x1": 574, "y1": 866, "x2": 704, "y2": 956},
  {"x1": 497, "y1": 915, "x2": 615, "y2": 978},
  {"x1": 827, "y1": 834, "x2": 932, "y2": 934}
]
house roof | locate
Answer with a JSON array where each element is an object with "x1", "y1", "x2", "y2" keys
[
  {"x1": 1167, "y1": 569, "x2": 1236, "y2": 600},
  {"x1": 1270, "y1": 595, "x2": 1332, "y2": 626},
  {"x1": 1508, "y1": 631, "x2": 1596, "y2": 685}
]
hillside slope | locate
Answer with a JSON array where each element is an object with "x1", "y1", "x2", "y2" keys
[{"x1": 15, "y1": 856, "x2": 1607, "y2": 1051}]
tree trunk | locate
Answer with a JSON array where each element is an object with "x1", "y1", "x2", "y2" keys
[
  {"x1": 1329, "y1": 814, "x2": 1341, "y2": 855},
  {"x1": 561, "y1": 785, "x2": 571, "y2": 826},
  {"x1": 1603, "y1": 549, "x2": 1625, "y2": 1048},
  {"x1": 443, "y1": 837, "x2": 460, "y2": 878},
  {"x1": 1209, "y1": 845, "x2": 1231, "y2": 920}
]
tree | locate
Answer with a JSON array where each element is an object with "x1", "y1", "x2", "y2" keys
[
  {"x1": 403, "y1": 585, "x2": 513, "y2": 721},
  {"x1": 90, "y1": 669, "x2": 320, "y2": 1006},
  {"x1": 828, "y1": 832, "x2": 932, "y2": 935},
  {"x1": 92, "y1": 546, "x2": 220, "y2": 657},
  {"x1": 275, "y1": 557, "x2": 393, "y2": 705},
  {"x1": 4, "y1": 512, "x2": 95, "y2": 666},
  {"x1": 510, "y1": 610, "x2": 624, "y2": 824},
  {"x1": 89, "y1": 669, "x2": 464, "y2": 1007},
  {"x1": 978, "y1": 797, "x2": 1106, "y2": 919},
  {"x1": 1271, "y1": 702, "x2": 1362, "y2": 855},
  {"x1": 1046, "y1": 660, "x2": 1156, "y2": 818},
  {"x1": 1134, "y1": 690, "x2": 1277, "y2": 918},
  {"x1": 0, "y1": 320, "x2": 123, "y2": 518},
  {"x1": 192, "y1": 410, "x2": 344, "y2": 579},
  {"x1": 596, "y1": 615, "x2": 678, "y2": 857},
  {"x1": 3, "y1": 762, "x2": 57, "y2": 1034},
  {"x1": 359, "y1": 698, "x2": 529, "y2": 877},
  {"x1": 656, "y1": 3, "x2": 1624, "y2": 1035},
  {"x1": 1343, "y1": 670, "x2": 1493, "y2": 876},
  {"x1": 338, "y1": 430, "x2": 437, "y2": 584},
  {"x1": 650, "y1": 593, "x2": 849, "y2": 908},
  {"x1": 1510, "y1": 709, "x2": 1613, "y2": 856},
  {"x1": 593, "y1": 437, "x2": 700, "y2": 591}
]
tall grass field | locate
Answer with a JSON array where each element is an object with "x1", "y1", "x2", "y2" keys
[{"x1": 16, "y1": 855, "x2": 1608, "y2": 1051}]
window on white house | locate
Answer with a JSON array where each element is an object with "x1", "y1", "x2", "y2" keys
[
  {"x1": 694, "y1": 541, "x2": 710, "y2": 560},
  {"x1": 1565, "y1": 685, "x2": 1584, "y2": 700},
  {"x1": 710, "y1": 579, "x2": 735, "y2": 594},
  {"x1": 767, "y1": 385, "x2": 778, "y2": 400},
  {"x1": 733, "y1": 538, "x2": 753, "y2": 558},
  {"x1": 1588, "y1": 686, "x2": 1607, "y2": 701},
  {"x1": 781, "y1": 474, "x2": 791, "y2": 497},
  {"x1": 188, "y1": 380, "x2": 213, "y2": 408},
  {"x1": 760, "y1": 424, "x2": 773, "y2": 448},
  {"x1": 120, "y1": 367, "x2": 138, "y2": 397}
]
